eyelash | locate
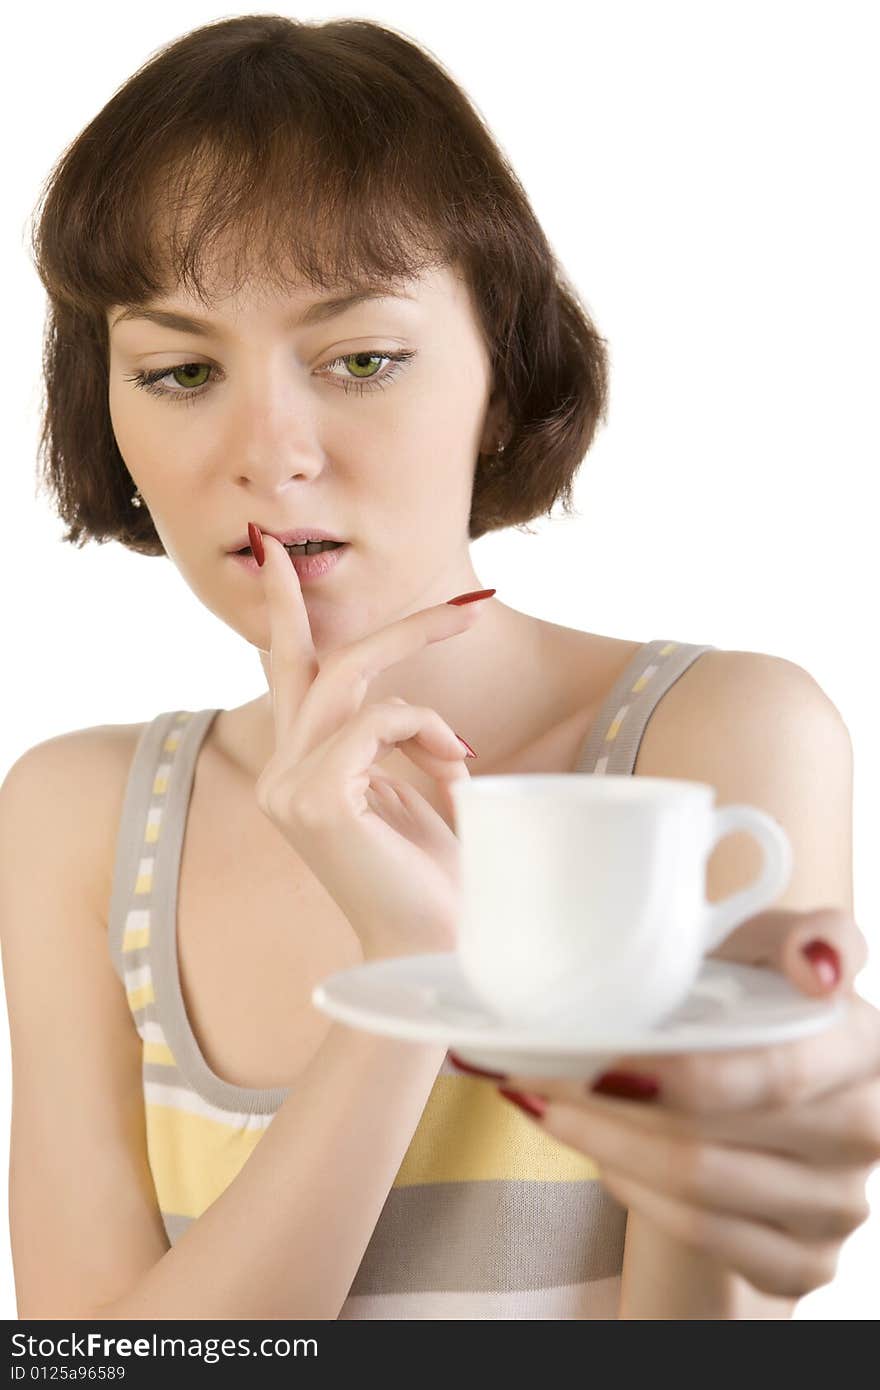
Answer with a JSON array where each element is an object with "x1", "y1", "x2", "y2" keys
[{"x1": 122, "y1": 349, "x2": 417, "y2": 407}]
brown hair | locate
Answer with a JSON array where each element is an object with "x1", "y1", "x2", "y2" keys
[{"x1": 28, "y1": 14, "x2": 611, "y2": 557}]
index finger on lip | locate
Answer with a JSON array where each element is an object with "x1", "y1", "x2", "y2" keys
[{"x1": 258, "y1": 530, "x2": 319, "y2": 732}]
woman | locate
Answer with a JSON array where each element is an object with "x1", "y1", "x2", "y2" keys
[{"x1": 2, "y1": 14, "x2": 877, "y2": 1320}]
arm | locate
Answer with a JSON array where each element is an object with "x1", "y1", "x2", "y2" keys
[
  {"x1": 618, "y1": 650, "x2": 854, "y2": 1319},
  {"x1": 100, "y1": 1022, "x2": 446, "y2": 1321},
  {"x1": 619, "y1": 1217, "x2": 798, "y2": 1319},
  {"x1": 1, "y1": 734, "x2": 445, "y2": 1321}
]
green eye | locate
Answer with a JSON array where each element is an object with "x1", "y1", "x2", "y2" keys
[
  {"x1": 344, "y1": 352, "x2": 383, "y2": 379},
  {"x1": 169, "y1": 363, "x2": 211, "y2": 389}
]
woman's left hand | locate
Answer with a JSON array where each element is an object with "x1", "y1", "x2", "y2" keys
[{"x1": 452, "y1": 907, "x2": 880, "y2": 1299}]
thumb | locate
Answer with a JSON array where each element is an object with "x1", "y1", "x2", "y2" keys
[{"x1": 709, "y1": 905, "x2": 868, "y2": 998}]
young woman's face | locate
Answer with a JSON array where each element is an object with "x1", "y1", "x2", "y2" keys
[{"x1": 106, "y1": 263, "x2": 504, "y2": 652}]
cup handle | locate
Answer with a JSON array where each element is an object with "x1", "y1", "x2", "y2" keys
[{"x1": 701, "y1": 804, "x2": 794, "y2": 953}]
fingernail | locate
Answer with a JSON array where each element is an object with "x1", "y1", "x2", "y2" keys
[
  {"x1": 498, "y1": 1087, "x2": 548, "y2": 1119},
  {"x1": 448, "y1": 1050, "x2": 507, "y2": 1080},
  {"x1": 589, "y1": 1071, "x2": 660, "y2": 1101},
  {"x1": 247, "y1": 521, "x2": 265, "y2": 568},
  {"x1": 454, "y1": 732, "x2": 478, "y2": 758},
  {"x1": 447, "y1": 588, "x2": 496, "y2": 605},
  {"x1": 802, "y1": 939, "x2": 841, "y2": 989}
]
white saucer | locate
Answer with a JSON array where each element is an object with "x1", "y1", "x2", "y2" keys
[{"x1": 311, "y1": 953, "x2": 848, "y2": 1078}]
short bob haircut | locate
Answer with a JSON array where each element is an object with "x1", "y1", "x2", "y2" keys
[{"x1": 29, "y1": 14, "x2": 611, "y2": 558}]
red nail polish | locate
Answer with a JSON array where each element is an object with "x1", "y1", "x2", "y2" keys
[
  {"x1": 247, "y1": 521, "x2": 265, "y2": 568},
  {"x1": 448, "y1": 1050, "x2": 507, "y2": 1081},
  {"x1": 589, "y1": 1071, "x2": 660, "y2": 1101},
  {"x1": 498, "y1": 1087, "x2": 547, "y2": 1119},
  {"x1": 447, "y1": 589, "x2": 496, "y2": 605},
  {"x1": 454, "y1": 732, "x2": 478, "y2": 758},
  {"x1": 802, "y1": 939, "x2": 841, "y2": 989}
]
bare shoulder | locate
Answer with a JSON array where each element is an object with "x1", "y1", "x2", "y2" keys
[
  {"x1": 1, "y1": 722, "x2": 149, "y2": 924},
  {"x1": 634, "y1": 645, "x2": 841, "y2": 775},
  {"x1": 551, "y1": 626, "x2": 756, "y2": 722},
  {"x1": 647, "y1": 645, "x2": 833, "y2": 717},
  {"x1": 2, "y1": 721, "x2": 148, "y2": 793}
]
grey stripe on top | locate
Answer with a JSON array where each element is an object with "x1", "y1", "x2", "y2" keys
[{"x1": 160, "y1": 1178, "x2": 629, "y2": 1289}]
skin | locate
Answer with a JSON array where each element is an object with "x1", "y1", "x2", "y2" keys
[{"x1": 106, "y1": 262, "x2": 554, "y2": 782}]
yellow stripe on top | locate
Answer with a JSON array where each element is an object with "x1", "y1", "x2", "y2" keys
[
  {"x1": 145, "y1": 1102, "x2": 270, "y2": 1217},
  {"x1": 394, "y1": 1075, "x2": 601, "y2": 1185},
  {"x1": 140, "y1": 1060, "x2": 600, "y2": 1221}
]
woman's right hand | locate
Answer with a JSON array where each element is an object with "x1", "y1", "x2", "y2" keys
[{"x1": 252, "y1": 527, "x2": 495, "y2": 960}]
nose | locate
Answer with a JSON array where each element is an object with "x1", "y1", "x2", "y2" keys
[{"x1": 228, "y1": 360, "x2": 327, "y2": 495}]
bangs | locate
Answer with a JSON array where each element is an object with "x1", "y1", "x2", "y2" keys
[{"x1": 133, "y1": 132, "x2": 454, "y2": 312}]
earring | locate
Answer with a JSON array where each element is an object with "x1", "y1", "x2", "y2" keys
[
  {"x1": 131, "y1": 489, "x2": 143, "y2": 508},
  {"x1": 481, "y1": 439, "x2": 506, "y2": 473}
]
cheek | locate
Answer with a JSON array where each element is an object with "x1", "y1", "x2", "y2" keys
[
  {"x1": 109, "y1": 380, "x2": 207, "y2": 464},
  {"x1": 373, "y1": 455, "x2": 468, "y2": 535},
  {"x1": 108, "y1": 407, "x2": 163, "y2": 474},
  {"x1": 108, "y1": 407, "x2": 193, "y2": 501},
  {"x1": 108, "y1": 385, "x2": 139, "y2": 461}
]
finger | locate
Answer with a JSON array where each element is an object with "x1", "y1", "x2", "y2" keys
[
  {"x1": 364, "y1": 777, "x2": 406, "y2": 826},
  {"x1": 496, "y1": 1071, "x2": 880, "y2": 1167},
  {"x1": 258, "y1": 530, "x2": 320, "y2": 734},
  {"x1": 709, "y1": 906, "x2": 869, "y2": 998},
  {"x1": 593, "y1": 1166, "x2": 842, "y2": 1300},
  {"x1": 369, "y1": 774, "x2": 420, "y2": 830},
  {"x1": 298, "y1": 701, "x2": 476, "y2": 821},
  {"x1": 778, "y1": 909, "x2": 868, "y2": 997},
  {"x1": 391, "y1": 756, "x2": 471, "y2": 838},
  {"x1": 363, "y1": 702, "x2": 474, "y2": 789},
  {"x1": 296, "y1": 591, "x2": 493, "y2": 754},
  {"x1": 368, "y1": 772, "x2": 463, "y2": 869},
  {"x1": 528, "y1": 1098, "x2": 871, "y2": 1242},
  {"x1": 391, "y1": 730, "x2": 474, "y2": 788},
  {"x1": 353, "y1": 695, "x2": 472, "y2": 811},
  {"x1": 383, "y1": 695, "x2": 474, "y2": 777},
  {"x1": 377, "y1": 698, "x2": 472, "y2": 837},
  {"x1": 600, "y1": 992, "x2": 880, "y2": 1114}
]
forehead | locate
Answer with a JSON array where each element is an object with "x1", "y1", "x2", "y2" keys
[{"x1": 108, "y1": 262, "x2": 474, "y2": 328}]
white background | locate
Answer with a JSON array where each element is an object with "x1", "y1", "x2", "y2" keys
[{"x1": 1, "y1": 0, "x2": 877, "y2": 1320}]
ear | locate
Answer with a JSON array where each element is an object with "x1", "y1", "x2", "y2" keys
[{"x1": 478, "y1": 387, "x2": 510, "y2": 456}]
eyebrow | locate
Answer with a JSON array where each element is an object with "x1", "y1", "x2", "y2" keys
[{"x1": 110, "y1": 288, "x2": 416, "y2": 334}]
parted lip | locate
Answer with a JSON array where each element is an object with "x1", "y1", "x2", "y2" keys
[{"x1": 227, "y1": 526, "x2": 346, "y2": 552}]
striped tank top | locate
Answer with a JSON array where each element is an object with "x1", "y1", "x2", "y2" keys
[{"x1": 107, "y1": 638, "x2": 716, "y2": 1319}]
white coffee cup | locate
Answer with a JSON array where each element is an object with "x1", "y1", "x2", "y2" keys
[{"x1": 449, "y1": 774, "x2": 793, "y2": 1035}]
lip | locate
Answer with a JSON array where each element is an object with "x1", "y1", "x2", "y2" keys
[
  {"x1": 230, "y1": 542, "x2": 350, "y2": 582},
  {"x1": 226, "y1": 526, "x2": 345, "y2": 552}
]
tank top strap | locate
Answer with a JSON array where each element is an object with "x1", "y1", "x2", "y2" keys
[
  {"x1": 574, "y1": 639, "x2": 718, "y2": 776},
  {"x1": 107, "y1": 710, "x2": 220, "y2": 991}
]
